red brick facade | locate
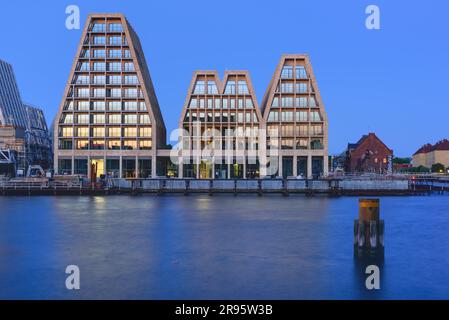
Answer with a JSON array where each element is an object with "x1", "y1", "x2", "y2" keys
[{"x1": 345, "y1": 133, "x2": 393, "y2": 174}]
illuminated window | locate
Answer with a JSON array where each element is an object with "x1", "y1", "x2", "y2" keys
[
  {"x1": 108, "y1": 127, "x2": 121, "y2": 137},
  {"x1": 61, "y1": 127, "x2": 73, "y2": 137},
  {"x1": 92, "y1": 127, "x2": 105, "y2": 137},
  {"x1": 124, "y1": 127, "x2": 137, "y2": 137},
  {"x1": 77, "y1": 127, "x2": 89, "y2": 137},
  {"x1": 139, "y1": 127, "x2": 152, "y2": 137}
]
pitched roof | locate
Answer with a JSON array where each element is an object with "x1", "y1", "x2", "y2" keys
[
  {"x1": 413, "y1": 143, "x2": 433, "y2": 155},
  {"x1": 413, "y1": 140, "x2": 449, "y2": 155},
  {"x1": 432, "y1": 139, "x2": 449, "y2": 151},
  {"x1": 347, "y1": 133, "x2": 392, "y2": 154}
]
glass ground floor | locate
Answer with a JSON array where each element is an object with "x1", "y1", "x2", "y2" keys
[
  {"x1": 177, "y1": 155, "x2": 328, "y2": 179},
  {"x1": 56, "y1": 155, "x2": 328, "y2": 179},
  {"x1": 180, "y1": 158, "x2": 260, "y2": 179},
  {"x1": 57, "y1": 156, "x2": 154, "y2": 179}
]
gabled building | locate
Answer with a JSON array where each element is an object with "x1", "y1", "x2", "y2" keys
[
  {"x1": 260, "y1": 54, "x2": 328, "y2": 178},
  {"x1": 413, "y1": 139, "x2": 449, "y2": 168},
  {"x1": 54, "y1": 14, "x2": 166, "y2": 178},
  {"x1": 345, "y1": 133, "x2": 393, "y2": 174},
  {"x1": 176, "y1": 71, "x2": 263, "y2": 179}
]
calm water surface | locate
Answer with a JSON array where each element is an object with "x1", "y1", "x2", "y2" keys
[{"x1": 0, "y1": 195, "x2": 448, "y2": 299}]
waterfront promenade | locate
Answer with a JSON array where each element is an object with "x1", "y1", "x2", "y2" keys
[{"x1": 1, "y1": 176, "x2": 448, "y2": 196}]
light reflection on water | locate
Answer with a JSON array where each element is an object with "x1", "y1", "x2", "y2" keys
[{"x1": 0, "y1": 195, "x2": 448, "y2": 299}]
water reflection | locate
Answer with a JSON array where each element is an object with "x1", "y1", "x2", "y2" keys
[{"x1": 0, "y1": 195, "x2": 448, "y2": 299}]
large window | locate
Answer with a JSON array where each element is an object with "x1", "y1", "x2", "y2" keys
[
  {"x1": 58, "y1": 159, "x2": 72, "y2": 174},
  {"x1": 108, "y1": 101, "x2": 121, "y2": 111},
  {"x1": 108, "y1": 114, "x2": 121, "y2": 124},
  {"x1": 93, "y1": 75, "x2": 106, "y2": 85},
  {"x1": 268, "y1": 111, "x2": 279, "y2": 122},
  {"x1": 77, "y1": 101, "x2": 89, "y2": 111},
  {"x1": 281, "y1": 66, "x2": 293, "y2": 79},
  {"x1": 93, "y1": 62, "x2": 106, "y2": 71},
  {"x1": 93, "y1": 114, "x2": 105, "y2": 124},
  {"x1": 93, "y1": 36, "x2": 105, "y2": 45},
  {"x1": 193, "y1": 81, "x2": 205, "y2": 94},
  {"x1": 93, "y1": 49, "x2": 105, "y2": 58},
  {"x1": 139, "y1": 127, "x2": 152, "y2": 137},
  {"x1": 92, "y1": 101, "x2": 105, "y2": 111},
  {"x1": 281, "y1": 111, "x2": 293, "y2": 121},
  {"x1": 74, "y1": 159, "x2": 88, "y2": 175},
  {"x1": 124, "y1": 114, "x2": 137, "y2": 124},
  {"x1": 109, "y1": 23, "x2": 123, "y2": 32},
  {"x1": 124, "y1": 127, "x2": 137, "y2": 137},
  {"x1": 124, "y1": 101, "x2": 138, "y2": 111},
  {"x1": 310, "y1": 111, "x2": 321, "y2": 122},
  {"x1": 207, "y1": 81, "x2": 218, "y2": 94},
  {"x1": 109, "y1": 36, "x2": 122, "y2": 45},
  {"x1": 61, "y1": 127, "x2": 73, "y2": 137},
  {"x1": 280, "y1": 82, "x2": 294, "y2": 93},
  {"x1": 295, "y1": 66, "x2": 307, "y2": 79},
  {"x1": 108, "y1": 127, "x2": 121, "y2": 137},
  {"x1": 106, "y1": 159, "x2": 120, "y2": 178},
  {"x1": 296, "y1": 83, "x2": 308, "y2": 93},
  {"x1": 122, "y1": 159, "x2": 136, "y2": 178},
  {"x1": 281, "y1": 97, "x2": 294, "y2": 107},
  {"x1": 124, "y1": 75, "x2": 138, "y2": 85},
  {"x1": 109, "y1": 49, "x2": 121, "y2": 58},
  {"x1": 224, "y1": 81, "x2": 236, "y2": 94},
  {"x1": 77, "y1": 127, "x2": 89, "y2": 137},
  {"x1": 139, "y1": 114, "x2": 150, "y2": 124},
  {"x1": 108, "y1": 62, "x2": 121, "y2": 72},
  {"x1": 77, "y1": 114, "x2": 89, "y2": 124},
  {"x1": 108, "y1": 75, "x2": 121, "y2": 85},
  {"x1": 93, "y1": 88, "x2": 105, "y2": 98},
  {"x1": 77, "y1": 88, "x2": 89, "y2": 98},
  {"x1": 92, "y1": 127, "x2": 105, "y2": 137},
  {"x1": 296, "y1": 110, "x2": 308, "y2": 121},
  {"x1": 124, "y1": 62, "x2": 135, "y2": 71},
  {"x1": 92, "y1": 23, "x2": 105, "y2": 32},
  {"x1": 237, "y1": 81, "x2": 249, "y2": 94},
  {"x1": 124, "y1": 88, "x2": 138, "y2": 98},
  {"x1": 139, "y1": 159, "x2": 152, "y2": 178}
]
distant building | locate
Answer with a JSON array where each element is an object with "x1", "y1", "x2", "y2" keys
[
  {"x1": 412, "y1": 139, "x2": 449, "y2": 168},
  {"x1": 0, "y1": 59, "x2": 51, "y2": 174},
  {"x1": 345, "y1": 133, "x2": 393, "y2": 174},
  {"x1": 0, "y1": 59, "x2": 28, "y2": 128},
  {"x1": 24, "y1": 104, "x2": 52, "y2": 168}
]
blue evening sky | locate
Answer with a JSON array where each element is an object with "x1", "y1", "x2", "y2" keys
[{"x1": 1, "y1": 0, "x2": 448, "y2": 156}]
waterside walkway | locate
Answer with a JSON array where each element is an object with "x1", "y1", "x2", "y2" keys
[{"x1": 1, "y1": 177, "x2": 448, "y2": 196}]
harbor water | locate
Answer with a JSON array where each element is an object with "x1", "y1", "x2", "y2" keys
[{"x1": 0, "y1": 195, "x2": 448, "y2": 299}]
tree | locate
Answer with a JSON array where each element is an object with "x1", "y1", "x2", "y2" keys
[
  {"x1": 431, "y1": 163, "x2": 445, "y2": 173},
  {"x1": 407, "y1": 166, "x2": 430, "y2": 173},
  {"x1": 393, "y1": 157, "x2": 411, "y2": 164}
]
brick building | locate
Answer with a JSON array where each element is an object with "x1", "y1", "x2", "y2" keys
[{"x1": 345, "y1": 133, "x2": 393, "y2": 174}]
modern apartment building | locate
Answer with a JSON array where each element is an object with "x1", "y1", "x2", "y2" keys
[
  {"x1": 176, "y1": 71, "x2": 263, "y2": 179},
  {"x1": 0, "y1": 59, "x2": 52, "y2": 174},
  {"x1": 260, "y1": 54, "x2": 328, "y2": 178},
  {"x1": 54, "y1": 14, "x2": 166, "y2": 178},
  {"x1": 0, "y1": 59, "x2": 28, "y2": 129}
]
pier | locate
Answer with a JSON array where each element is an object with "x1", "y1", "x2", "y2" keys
[{"x1": 1, "y1": 176, "x2": 448, "y2": 196}]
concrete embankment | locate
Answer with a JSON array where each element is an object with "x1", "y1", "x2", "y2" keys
[{"x1": 1, "y1": 177, "x2": 444, "y2": 196}]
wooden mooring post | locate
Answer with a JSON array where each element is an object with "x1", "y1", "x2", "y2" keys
[{"x1": 354, "y1": 199, "x2": 384, "y2": 258}]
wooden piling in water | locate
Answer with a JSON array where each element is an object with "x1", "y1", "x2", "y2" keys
[{"x1": 354, "y1": 198, "x2": 384, "y2": 258}]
